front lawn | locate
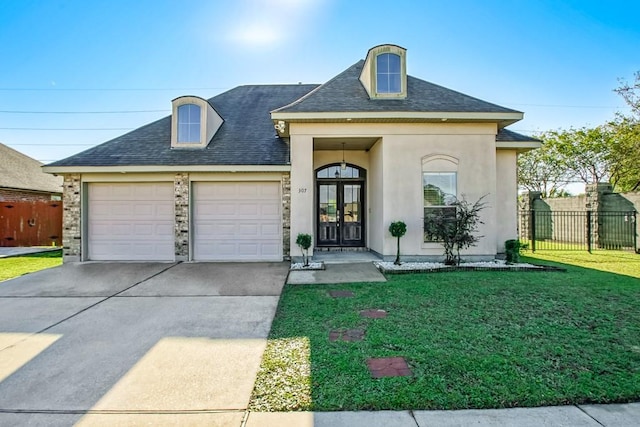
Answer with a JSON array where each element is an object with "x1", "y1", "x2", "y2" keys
[
  {"x1": 250, "y1": 252, "x2": 640, "y2": 411},
  {"x1": 0, "y1": 250, "x2": 63, "y2": 282}
]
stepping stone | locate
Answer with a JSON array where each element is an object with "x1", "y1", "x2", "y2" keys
[
  {"x1": 366, "y1": 357, "x2": 412, "y2": 378},
  {"x1": 328, "y1": 290, "x2": 355, "y2": 298},
  {"x1": 360, "y1": 309, "x2": 387, "y2": 318},
  {"x1": 329, "y1": 328, "x2": 365, "y2": 342}
]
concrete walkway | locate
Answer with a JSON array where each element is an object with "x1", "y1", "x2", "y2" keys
[
  {"x1": 287, "y1": 262, "x2": 387, "y2": 285},
  {"x1": 245, "y1": 403, "x2": 640, "y2": 426},
  {"x1": 0, "y1": 246, "x2": 60, "y2": 258}
]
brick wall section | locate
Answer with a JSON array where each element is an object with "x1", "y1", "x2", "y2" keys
[
  {"x1": 174, "y1": 173, "x2": 189, "y2": 260},
  {"x1": 282, "y1": 173, "x2": 291, "y2": 259},
  {"x1": 0, "y1": 188, "x2": 59, "y2": 202},
  {"x1": 62, "y1": 174, "x2": 81, "y2": 261}
]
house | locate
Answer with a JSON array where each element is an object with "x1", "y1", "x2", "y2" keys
[
  {"x1": 0, "y1": 143, "x2": 63, "y2": 202},
  {"x1": 1, "y1": 143, "x2": 63, "y2": 247},
  {"x1": 43, "y1": 44, "x2": 540, "y2": 262}
]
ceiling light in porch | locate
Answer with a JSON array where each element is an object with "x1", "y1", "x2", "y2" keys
[{"x1": 341, "y1": 142, "x2": 346, "y2": 170}]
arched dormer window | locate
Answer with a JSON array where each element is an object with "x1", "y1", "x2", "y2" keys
[
  {"x1": 177, "y1": 104, "x2": 201, "y2": 143},
  {"x1": 376, "y1": 53, "x2": 401, "y2": 93},
  {"x1": 359, "y1": 44, "x2": 407, "y2": 99},
  {"x1": 171, "y1": 95, "x2": 223, "y2": 149}
]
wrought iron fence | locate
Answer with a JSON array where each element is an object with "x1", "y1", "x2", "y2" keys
[{"x1": 518, "y1": 210, "x2": 637, "y2": 252}]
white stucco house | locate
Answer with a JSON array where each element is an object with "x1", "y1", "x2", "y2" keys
[{"x1": 44, "y1": 44, "x2": 540, "y2": 263}]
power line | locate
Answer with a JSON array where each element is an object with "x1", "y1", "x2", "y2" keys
[
  {"x1": 0, "y1": 109, "x2": 168, "y2": 114},
  {"x1": 9, "y1": 143, "x2": 95, "y2": 146},
  {"x1": 0, "y1": 127, "x2": 133, "y2": 131},
  {"x1": 496, "y1": 102, "x2": 627, "y2": 109},
  {"x1": 0, "y1": 87, "x2": 227, "y2": 92}
]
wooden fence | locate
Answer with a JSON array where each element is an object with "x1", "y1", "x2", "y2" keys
[{"x1": 0, "y1": 200, "x2": 63, "y2": 247}]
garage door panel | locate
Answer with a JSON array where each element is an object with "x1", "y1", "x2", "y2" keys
[
  {"x1": 193, "y1": 182, "x2": 282, "y2": 261},
  {"x1": 88, "y1": 183, "x2": 174, "y2": 261}
]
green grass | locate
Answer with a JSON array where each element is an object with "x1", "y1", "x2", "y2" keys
[
  {"x1": 524, "y1": 249, "x2": 640, "y2": 279},
  {"x1": 0, "y1": 250, "x2": 63, "y2": 282},
  {"x1": 250, "y1": 251, "x2": 640, "y2": 411}
]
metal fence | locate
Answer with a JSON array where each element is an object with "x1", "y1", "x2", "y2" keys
[{"x1": 518, "y1": 210, "x2": 637, "y2": 252}]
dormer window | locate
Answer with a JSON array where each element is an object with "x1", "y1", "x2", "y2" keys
[
  {"x1": 359, "y1": 44, "x2": 407, "y2": 99},
  {"x1": 171, "y1": 96, "x2": 224, "y2": 149},
  {"x1": 177, "y1": 104, "x2": 201, "y2": 143},
  {"x1": 376, "y1": 53, "x2": 401, "y2": 93}
]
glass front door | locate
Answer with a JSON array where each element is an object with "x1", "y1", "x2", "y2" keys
[{"x1": 317, "y1": 181, "x2": 364, "y2": 247}]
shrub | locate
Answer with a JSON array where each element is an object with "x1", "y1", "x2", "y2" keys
[
  {"x1": 295, "y1": 233, "x2": 312, "y2": 267},
  {"x1": 424, "y1": 195, "x2": 487, "y2": 266},
  {"x1": 505, "y1": 239, "x2": 528, "y2": 264},
  {"x1": 389, "y1": 221, "x2": 407, "y2": 265}
]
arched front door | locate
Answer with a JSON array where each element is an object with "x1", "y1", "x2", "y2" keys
[{"x1": 316, "y1": 164, "x2": 365, "y2": 247}]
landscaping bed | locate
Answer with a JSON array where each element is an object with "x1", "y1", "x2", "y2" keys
[
  {"x1": 375, "y1": 260, "x2": 565, "y2": 274},
  {"x1": 250, "y1": 252, "x2": 640, "y2": 411}
]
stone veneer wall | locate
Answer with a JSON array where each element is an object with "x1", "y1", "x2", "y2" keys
[
  {"x1": 62, "y1": 173, "x2": 81, "y2": 261},
  {"x1": 174, "y1": 173, "x2": 189, "y2": 261},
  {"x1": 282, "y1": 173, "x2": 291, "y2": 259}
]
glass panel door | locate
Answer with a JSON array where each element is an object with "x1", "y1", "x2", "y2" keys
[
  {"x1": 317, "y1": 183, "x2": 338, "y2": 245},
  {"x1": 341, "y1": 183, "x2": 363, "y2": 246},
  {"x1": 317, "y1": 181, "x2": 365, "y2": 247}
]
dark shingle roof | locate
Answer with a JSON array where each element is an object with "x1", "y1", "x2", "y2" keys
[
  {"x1": 274, "y1": 61, "x2": 520, "y2": 114},
  {"x1": 47, "y1": 84, "x2": 318, "y2": 167},
  {"x1": 0, "y1": 143, "x2": 62, "y2": 193},
  {"x1": 496, "y1": 128, "x2": 541, "y2": 142}
]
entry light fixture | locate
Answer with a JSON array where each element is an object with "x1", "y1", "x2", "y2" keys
[{"x1": 341, "y1": 142, "x2": 346, "y2": 170}]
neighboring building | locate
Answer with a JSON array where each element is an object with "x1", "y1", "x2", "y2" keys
[
  {"x1": 43, "y1": 44, "x2": 540, "y2": 262},
  {"x1": 1, "y1": 143, "x2": 63, "y2": 247},
  {"x1": 0, "y1": 143, "x2": 63, "y2": 201}
]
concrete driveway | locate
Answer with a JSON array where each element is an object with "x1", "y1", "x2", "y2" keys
[{"x1": 0, "y1": 262, "x2": 289, "y2": 426}]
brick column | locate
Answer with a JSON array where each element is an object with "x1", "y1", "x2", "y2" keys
[
  {"x1": 585, "y1": 183, "x2": 613, "y2": 248},
  {"x1": 62, "y1": 173, "x2": 81, "y2": 262},
  {"x1": 174, "y1": 173, "x2": 189, "y2": 261},
  {"x1": 282, "y1": 173, "x2": 291, "y2": 260}
]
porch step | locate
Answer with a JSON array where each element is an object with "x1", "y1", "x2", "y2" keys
[
  {"x1": 312, "y1": 250, "x2": 382, "y2": 264},
  {"x1": 314, "y1": 247, "x2": 371, "y2": 252}
]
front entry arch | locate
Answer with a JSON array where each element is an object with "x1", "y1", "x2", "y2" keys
[{"x1": 316, "y1": 164, "x2": 365, "y2": 247}]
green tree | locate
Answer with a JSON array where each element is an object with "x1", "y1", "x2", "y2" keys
[
  {"x1": 608, "y1": 117, "x2": 640, "y2": 191},
  {"x1": 517, "y1": 135, "x2": 571, "y2": 197},
  {"x1": 547, "y1": 126, "x2": 614, "y2": 185},
  {"x1": 611, "y1": 71, "x2": 640, "y2": 191}
]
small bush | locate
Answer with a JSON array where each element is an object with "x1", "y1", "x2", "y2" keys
[
  {"x1": 389, "y1": 221, "x2": 407, "y2": 265},
  {"x1": 505, "y1": 239, "x2": 528, "y2": 264},
  {"x1": 296, "y1": 233, "x2": 312, "y2": 266}
]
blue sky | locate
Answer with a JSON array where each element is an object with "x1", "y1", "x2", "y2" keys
[{"x1": 1, "y1": 0, "x2": 639, "y2": 165}]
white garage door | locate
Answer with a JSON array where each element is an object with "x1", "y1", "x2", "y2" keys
[
  {"x1": 193, "y1": 182, "x2": 282, "y2": 261},
  {"x1": 88, "y1": 183, "x2": 174, "y2": 261}
]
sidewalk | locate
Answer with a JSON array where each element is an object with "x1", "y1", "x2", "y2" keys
[
  {"x1": 245, "y1": 403, "x2": 640, "y2": 426},
  {"x1": 0, "y1": 246, "x2": 60, "y2": 258}
]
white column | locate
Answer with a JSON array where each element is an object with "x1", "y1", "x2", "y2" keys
[{"x1": 290, "y1": 134, "x2": 315, "y2": 259}]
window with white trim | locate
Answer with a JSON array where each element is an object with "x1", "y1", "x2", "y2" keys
[
  {"x1": 177, "y1": 104, "x2": 201, "y2": 143},
  {"x1": 423, "y1": 172, "x2": 457, "y2": 242}
]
